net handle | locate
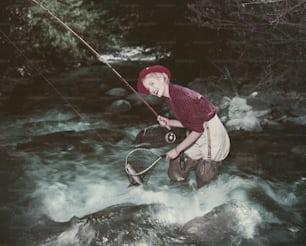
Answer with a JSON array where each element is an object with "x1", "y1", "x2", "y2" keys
[{"x1": 125, "y1": 148, "x2": 165, "y2": 176}]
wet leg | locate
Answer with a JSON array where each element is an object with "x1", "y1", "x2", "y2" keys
[
  {"x1": 168, "y1": 153, "x2": 198, "y2": 182},
  {"x1": 195, "y1": 160, "x2": 220, "y2": 188}
]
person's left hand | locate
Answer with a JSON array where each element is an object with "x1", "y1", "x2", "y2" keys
[{"x1": 166, "y1": 147, "x2": 179, "y2": 159}]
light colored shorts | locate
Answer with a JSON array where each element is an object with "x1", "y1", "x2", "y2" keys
[{"x1": 184, "y1": 114, "x2": 230, "y2": 162}]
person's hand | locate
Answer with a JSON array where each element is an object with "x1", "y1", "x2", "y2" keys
[
  {"x1": 166, "y1": 147, "x2": 180, "y2": 159},
  {"x1": 157, "y1": 115, "x2": 170, "y2": 128}
]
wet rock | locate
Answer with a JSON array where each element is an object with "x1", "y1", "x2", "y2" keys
[
  {"x1": 226, "y1": 97, "x2": 262, "y2": 132},
  {"x1": 31, "y1": 203, "x2": 182, "y2": 246},
  {"x1": 108, "y1": 99, "x2": 131, "y2": 113},
  {"x1": 182, "y1": 200, "x2": 259, "y2": 244},
  {"x1": 290, "y1": 98, "x2": 306, "y2": 117},
  {"x1": 291, "y1": 145, "x2": 306, "y2": 157},
  {"x1": 219, "y1": 96, "x2": 231, "y2": 110},
  {"x1": 246, "y1": 96, "x2": 271, "y2": 118},
  {"x1": 125, "y1": 93, "x2": 143, "y2": 105},
  {"x1": 287, "y1": 116, "x2": 306, "y2": 126},
  {"x1": 261, "y1": 119, "x2": 284, "y2": 130},
  {"x1": 217, "y1": 96, "x2": 232, "y2": 122},
  {"x1": 226, "y1": 114, "x2": 262, "y2": 132},
  {"x1": 228, "y1": 97, "x2": 252, "y2": 119},
  {"x1": 105, "y1": 87, "x2": 128, "y2": 97},
  {"x1": 141, "y1": 94, "x2": 164, "y2": 106}
]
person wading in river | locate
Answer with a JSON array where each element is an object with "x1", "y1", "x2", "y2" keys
[{"x1": 137, "y1": 65, "x2": 230, "y2": 188}]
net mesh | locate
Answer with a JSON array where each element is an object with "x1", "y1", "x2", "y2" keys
[{"x1": 125, "y1": 148, "x2": 163, "y2": 185}]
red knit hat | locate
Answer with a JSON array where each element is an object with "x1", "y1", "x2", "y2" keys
[{"x1": 137, "y1": 65, "x2": 171, "y2": 94}]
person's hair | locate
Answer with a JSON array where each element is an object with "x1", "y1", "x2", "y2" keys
[{"x1": 143, "y1": 72, "x2": 169, "y2": 83}]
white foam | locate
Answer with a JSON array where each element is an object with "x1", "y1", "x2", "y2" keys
[{"x1": 234, "y1": 202, "x2": 262, "y2": 238}]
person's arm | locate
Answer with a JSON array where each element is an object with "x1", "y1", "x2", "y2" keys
[
  {"x1": 157, "y1": 115, "x2": 184, "y2": 128},
  {"x1": 166, "y1": 130, "x2": 202, "y2": 159}
]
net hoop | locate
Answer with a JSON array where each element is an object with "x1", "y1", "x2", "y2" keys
[{"x1": 125, "y1": 148, "x2": 164, "y2": 176}]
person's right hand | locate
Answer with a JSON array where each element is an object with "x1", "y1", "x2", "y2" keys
[
  {"x1": 166, "y1": 147, "x2": 179, "y2": 159},
  {"x1": 157, "y1": 115, "x2": 170, "y2": 128}
]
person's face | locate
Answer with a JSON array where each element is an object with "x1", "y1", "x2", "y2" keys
[{"x1": 142, "y1": 73, "x2": 168, "y2": 97}]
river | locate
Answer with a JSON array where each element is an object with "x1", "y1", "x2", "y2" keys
[{"x1": 1, "y1": 72, "x2": 306, "y2": 246}]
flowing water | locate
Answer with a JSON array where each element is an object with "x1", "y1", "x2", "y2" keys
[{"x1": 1, "y1": 81, "x2": 306, "y2": 246}]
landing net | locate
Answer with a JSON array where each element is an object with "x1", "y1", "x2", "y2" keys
[{"x1": 124, "y1": 148, "x2": 164, "y2": 185}]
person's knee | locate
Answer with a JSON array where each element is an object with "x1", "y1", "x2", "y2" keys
[
  {"x1": 168, "y1": 157, "x2": 185, "y2": 182},
  {"x1": 196, "y1": 160, "x2": 220, "y2": 188}
]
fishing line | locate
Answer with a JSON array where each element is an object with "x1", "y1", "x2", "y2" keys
[
  {"x1": 29, "y1": 0, "x2": 177, "y2": 185},
  {"x1": 0, "y1": 30, "x2": 105, "y2": 141},
  {"x1": 30, "y1": 0, "x2": 177, "y2": 143},
  {"x1": 30, "y1": 0, "x2": 157, "y2": 117}
]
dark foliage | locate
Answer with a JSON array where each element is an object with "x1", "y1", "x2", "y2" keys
[
  {"x1": 187, "y1": 0, "x2": 306, "y2": 92},
  {"x1": 0, "y1": 0, "x2": 305, "y2": 92}
]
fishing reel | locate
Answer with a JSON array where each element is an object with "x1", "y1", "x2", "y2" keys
[{"x1": 165, "y1": 131, "x2": 176, "y2": 143}]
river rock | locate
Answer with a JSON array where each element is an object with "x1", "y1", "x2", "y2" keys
[
  {"x1": 287, "y1": 116, "x2": 306, "y2": 125},
  {"x1": 291, "y1": 145, "x2": 306, "y2": 157},
  {"x1": 226, "y1": 114, "x2": 262, "y2": 132},
  {"x1": 291, "y1": 98, "x2": 306, "y2": 116},
  {"x1": 126, "y1": 93, "x2": 163, "y2": 106},
  {"x1": 219, "y1": 96, "x2": 231, "y2": 110},
  {"x1": 108, "y1": 99, "x2": 131, "y2": 113},
  {"x1": 31, "y1": 203, "x2": 183, "y2": 246},
  {"x1": 105, "y1": 87, "x2": 128, "y2": 97},
  {"x1": 182, "y1": 200, "x2": 259, "y2": 244},
  {"x1": 246, "y1": 96, "x2": 271, "y2": 118},
  {"x1": 226, "y1": 96, "x2": 262, "y2": 132}
]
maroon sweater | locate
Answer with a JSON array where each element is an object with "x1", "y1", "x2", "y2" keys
[{"x1": 165, "y1": 83, "x2": 216, "y2": 132}]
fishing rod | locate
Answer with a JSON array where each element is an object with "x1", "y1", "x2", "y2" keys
[{"x1": 30, "y1": 0, "x2": 176, "y2": 143}]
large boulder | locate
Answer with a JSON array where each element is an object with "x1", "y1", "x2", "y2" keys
[
  {"x1": 30, "y1": 203, "x2": 182, "y2": 246},
  {"x1": 182, "y1": 200, "x2": 261, "y2": 244},
  {"x1": 226, "y1": 96, "x2": 262, "y2": 132}
]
